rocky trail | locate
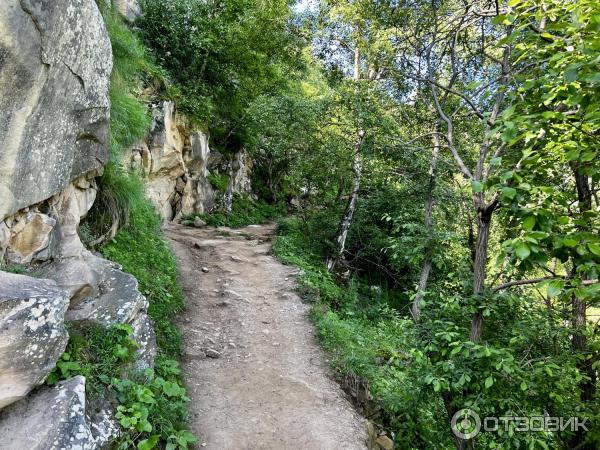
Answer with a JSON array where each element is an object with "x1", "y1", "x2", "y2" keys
[{"x1": 165, "y1": 222, "x2": 367, "y2": 450}]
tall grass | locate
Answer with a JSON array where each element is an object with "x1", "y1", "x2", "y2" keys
[{"x1": 86, "y1": 5, "x2": 159, "y2": 240}]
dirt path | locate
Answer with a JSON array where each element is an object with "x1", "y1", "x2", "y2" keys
[{"x1": 165, "y1": 222, "x2": 367, "y2": 450}]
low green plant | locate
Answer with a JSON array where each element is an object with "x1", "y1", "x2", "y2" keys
[
  {"x1": 207, "y1": 172, "x2": 230, "y2": 192},
  {"x1": 112, "y1": 358, "x2": 194, "y2": 449},
  {"x1": 187, "y1": 194, "x2": 286, "y2": 228},
  {"x1": 47, "y1": 324, "x2": 138, "y2": 393},
  {"x1": 0, "y1": 263, "x2": 26, "y2": 275},
  {"x1": 102, "y1": 200, "x2": 184, "y2": 358}
]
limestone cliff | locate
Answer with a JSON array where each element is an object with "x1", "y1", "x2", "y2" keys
[
  {"x1": 129, "y1": 101, "x2": 253, "y2": 222},
  {"x1": 0, "y1": 0, "x2": 112, "y2": 221}
]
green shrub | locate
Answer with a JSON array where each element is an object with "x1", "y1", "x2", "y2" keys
[
  {"x1": 48, "y1": 324, "x2": 193, "y2": 449},
  {"x1": 207, "y1": 172, "x2": 230, "y2": 192},
  {"x1": 188, "y1": 194, "x2": 286, "y2": 228}
]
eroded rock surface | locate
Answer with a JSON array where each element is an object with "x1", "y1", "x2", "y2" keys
[
  {"x1": 0, "y1": 272, "x2": 69, "y2": 409},
  {"x1": 0, "y1": 376, "x2": 95, "y2": 450},
  {"x1": 130, "y1": 101, "x2": 252, "y2": 221},
  {"x1": 114, "y1": 0, "x2": 141, "y2": 22},
  {"x1": 0, "y1": 0, "x2": 112, "y2": 220}
]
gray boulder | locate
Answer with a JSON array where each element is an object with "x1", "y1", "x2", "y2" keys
[
  {"x1": 114, "y1": 0, "x2": 141, "y2": 22},
  {"x1": 131, "y1": 312, "x2": 157, "y2": 370},
  {"x1": 40, "y1": 254, "x2": 148, "y2": 328},
  {"x1": 0, "y1": 0, "x2": 112, "y2": 221},
  {"x1": 0, "y1": 272, "x2": 69, "y2": 409},
  {"x1": 0, "y1": 376, "x2": 96, "y2": 450}
]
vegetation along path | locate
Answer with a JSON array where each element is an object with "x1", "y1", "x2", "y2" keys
[{"x1": 165, "y1": 222, "x2": 367, "y2": 449}]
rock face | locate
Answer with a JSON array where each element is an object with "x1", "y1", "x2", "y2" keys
[
  {"x1": 0, "y1": 376, "x2": 96, "y2": 450},
  {"x1": 114, "y1": 0, "x2": 141, "y2": 22},
  {"x1": 130, "y1": 101, "x2": 252, "y2": 221},
  {"x1": 0, "y1": 0, "x2": 163, "y2": 447},
  {"x1": 0, "y1": 0, "x2": 112, "y2": 221},
  {"x1": 0, "y1": 272, "x2": 69, "y2": 409}
]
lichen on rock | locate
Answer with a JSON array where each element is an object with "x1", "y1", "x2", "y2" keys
[{"x1": 0, "y1": 272, "x2": 69, "y2": 409}]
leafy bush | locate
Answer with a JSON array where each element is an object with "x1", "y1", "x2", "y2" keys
[
  {"x1": 138, "y1": 0, "x2": 303, "y2": 150},
  {"x1": 187, "y1": 194, "x2": 286, "y2": 228},
  {"x1": 112, "y1": 358, "x2": 195, "y2": 450},
  {"x1": 48, "y1": 324, "x2": 193, "y2": 449},
  {"x1": 207, "y1": 172, "x2": 230, "y2": 192}
]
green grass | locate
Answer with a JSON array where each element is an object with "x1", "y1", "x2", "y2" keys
[
  {"x1": 184, "y1": 194, "x2": 286, "y2": 228},
  {"x1": 0, "y1": 263, "x2": 26, "y2": 275},
  {"x1": 102, "y1": 200, "x2": 185, "y2": 358},
  {"x1": 100, "y1": 3, "x2": 160, "y2": 157}
]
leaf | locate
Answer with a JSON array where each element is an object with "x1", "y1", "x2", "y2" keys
[
  {"x1": 138, "y1": 435, "x2": 160, "y2": 450},
  {"x1": 471, "y1": 181, "x2": 484, "y2": 193},
  {"x1": 163, "y1": 381, "x2": 184, "y2": 397},
  {"x1": 565, "y1": 64, "x2": 579, "y2": 82},
  {"x1": 588, "y1": 243, "x2": 600, "y2": 256},
  {"x1": 547, "y1": 280, "x2": 565, "y2": 298},
  {"x1": 485, "y1": 376, "x2": 494, "y2": 388},
  {"x1": 502, "y1": 187, "x2": 517, "y2": 199},
  {"x1": 523, "y1": 216, "x2": 536, "y2": 231},
  {"x1": 515, "y1": 243, "x2": 531, "y2": 260},
  {"x1": 520, "y1": 381, "x2": 528, "y2": 391}
]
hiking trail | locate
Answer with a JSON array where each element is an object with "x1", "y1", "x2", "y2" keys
[{"x1": 165, "y1": 222, "x2": 367, "y2": 450}]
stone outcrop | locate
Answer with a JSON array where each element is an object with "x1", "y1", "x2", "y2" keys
[
  {"x1": 0, "y1": 376, "x2": 96, "y2": 450},
  {"x1": 0, "y1": 272, "x2": 69, "y2": 409},
  {"x1": 113, "y1": 0, "x2": 141, "y2": 22},
  {"x1": 129, "y1": 101, "x2": 253, "y2": 221},
  {"x1": 0, "y1": 0, "x2": 112, "y2": 221},
  {"x1": 0, "y1": 2, "x2": 157, "y2": 447}
]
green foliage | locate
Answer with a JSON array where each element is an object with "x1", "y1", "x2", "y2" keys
[
  {"x1": 0, "y1": 263, "x2": 26, "y2": 275},
  {"x1": 207, "y1": 172, "x2": 230, "y2": 192},
  {"x1": 102, "y1": 200, "x2": 185, "y2": 358},
  {"x1": 47, "y1": 324, "x2": 193, "y2": 448},
  {"x1": 47, "y1": 324, "x2": 138, "y2": 394},
  {"x1": 87, "y1": 5, "x2": 159, "y2": 239},
  {"x1": 112, "y1": 358, "x2": 194, "y2": 449},
  {"x1": 189, "y1": 194, "x2": 286, "y2": 228},
  {"x1": 99, "y1": 3, "x2": 158, "y2": 157},
  {"x1": 138, "y1": 0, "x2": 304, "y2": 151},
  {"x1": 87, "y1": 162, "x2": 146, "y2": 239}
]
